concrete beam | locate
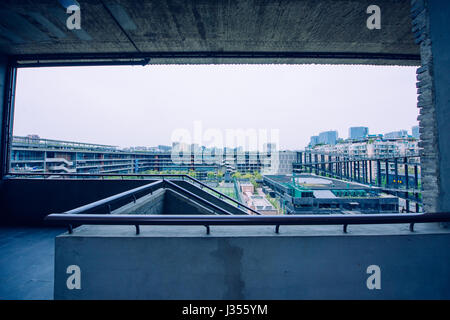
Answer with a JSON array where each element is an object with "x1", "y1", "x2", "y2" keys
[{"x1": 0, "y1": 0, "x2": 419, "y2": 65}]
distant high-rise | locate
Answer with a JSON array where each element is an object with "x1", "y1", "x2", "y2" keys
[
  {"x1": 412, "y1": 126, "x2": 420, "y2": 139},
  {"x1": 348, "y1": 127, "x2": 369, "y2": 140},
  {"x1": 309, "y1": 136, "x2": 319, "y2": 147},
  {"x1": 263, "y1": 143, "x2": 277, "y2": 153},
  {"x1": 318, "y1": 131, "x2": 338, "y2": 145},
  {"x1": 158, "y1": 145, "x2": 172, "y2": 152},
  {"x1": 384, "y1": 130, "x2": 408, "y2": 139}
]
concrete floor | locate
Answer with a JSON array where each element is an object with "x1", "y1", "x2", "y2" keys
[{"x1": 0, "y1": 227, "x2": 65, "y2": 300}]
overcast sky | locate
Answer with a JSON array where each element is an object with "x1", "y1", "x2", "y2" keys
[{"x1": 13, "y1": 64, "x2": 418, "y2": 150}]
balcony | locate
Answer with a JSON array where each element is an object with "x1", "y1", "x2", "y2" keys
[{"x1": 2, "y1": 174, "x2": 439, "y2": 299}]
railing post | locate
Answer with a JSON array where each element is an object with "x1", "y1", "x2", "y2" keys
[
  {"x1": 353, "y1": 161, "x2": 356, "y2": 181},
  {"x1": 385, "y1": 160, "x2": 389, "y2": 188},
  {"x1": 394, "y1": 158, "x2": 398, "y2": 189},
  {"x1": 405, "y1": 157, "x2": 409, "y2": 190},
  {"x1": 414, "y1": 165, "x2": 419, "y2": 190},
  {"x1": 406, "y1": 194, "x2": 410, "y2": 213},
  {"x1": 346, "y1": 160, "x2": 349, "y2": 180},
  {"x1": 415, "y1": 193, "x2": 420, "y2": 213},
  {"x1": 315, "y1": 154, "x2": 318, "y2": 175},
  {"x1": 377, "y1": 160, "x2": 381, "y2": 187}
]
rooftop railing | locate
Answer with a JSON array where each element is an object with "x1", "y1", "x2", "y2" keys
[
  {"x1": 10, "y1": 172, "x2": 449, "y2": 235},
  {"x1": 45, "y1": 211, "x2": 450, "y2": 235}
]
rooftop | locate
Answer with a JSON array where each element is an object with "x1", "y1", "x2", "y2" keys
[{"x1": 266, "y1": 174, "x2": 374, "y2": 191}]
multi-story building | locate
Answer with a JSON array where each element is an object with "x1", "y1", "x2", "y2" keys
[
  {"x1": 263, "y1": 150, "x2": 297, "y2": 175},
  {"x1": 10, "y1": 136, "x2": 217, "y2": 177},
  {"x1": 308, "y1": 135, "x2": 418, "y2": 159},
  {"x1": 263, "y1": 174, "x2": 399, "y2": 214},
  {"x1": 10, "y1": 136, "x2": 293, "y2": 178},
  {"x1": 348, "y1": 127, "x2": 369, "y2": 140},
  {"x1": 300, "y1": 136, "x2": 420, "y2": 185},
  {"x1": 309, "y1": 136, "x2": 319, "y2": 147},
  {"x1": 263, "y1": 143, "x2": 277, "y2": 153},
  {"x1": 318, "y1": 130, "x2": 338, "y2": 145},
  {"x1": 384, "y1": 130, "x2": 408, "y2": 139},
  {"x1": 412, "y1": 126, "x2": 420, "y2": 140}
]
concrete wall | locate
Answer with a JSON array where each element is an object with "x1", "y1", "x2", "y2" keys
[
  {"x1": 427, "y1": 0, "x2": 450, "y2": 214},
  {"x1": 112, "y1": 188, "x2": 216, "y2": 215},
  {"x1": 0, "y1": 178, "x2": 150, "y2": 225},
  {"x1": 0, "y1": 178, "x2": 248, "y2": 225},
  {"x1": 55, "y1": 224, "x2": 450, "y2": 299}
]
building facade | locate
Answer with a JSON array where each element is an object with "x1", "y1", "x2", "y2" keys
[
  {"x1": 348, "y1": 126, "x2": 369, "y2": 140},
  {"x1": 318, "y1": 131, "x2": 338, "y2": 145}
]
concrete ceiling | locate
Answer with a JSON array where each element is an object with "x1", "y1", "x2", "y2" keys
[{"x1": 0, "y1": 0, "x2": 420, "y2": 65}]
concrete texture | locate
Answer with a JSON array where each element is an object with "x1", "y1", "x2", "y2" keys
[
  {"x1": 0, "y1": 227, "x2": 65, "y2": 299},
  {"x1": 0, "y1": 0, "x2": 419, "y2": 65},
  {"x1": 112, "y1": 188, "x2": 216, "y2": 215},
  {"x1": 0, "y1": 178, "x2": 251, "y2": 226},
  {"x1": 55, "y1": 223, "x2": 450, "y2": 299},
  {"x1": 0, "y1": 178, "x2": 152, "y2": 225},
  {"x1": 427, "y1": 1, "x2": 450, "y2": 217}
]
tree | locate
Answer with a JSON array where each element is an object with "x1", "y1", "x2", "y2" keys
[
  {"x1": 188, "y1": 170, "x2": 197, "y2": 178},
  {"x1": 207, "y1": 171, "x2": 216, "y2": 180},
  {"x1": 232, "y1": 172, "x2": 242, "y2": 179},
  {"x1": 242, "y1": 173, "x2": 253, "y2": 180}
]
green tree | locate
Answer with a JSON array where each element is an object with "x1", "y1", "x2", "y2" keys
[
  {"x1": 232, "y1": 172, "x2": 242, "y2": 179},
  {"x1": 242, "y1": 173, "x2": 253, "y2": 180},
  {"x1": 207, "y1": 171, "x2": 216, "y2": 180},
  {"x1": 188, "y1": 170, "x2": 197, "y2": 178}
]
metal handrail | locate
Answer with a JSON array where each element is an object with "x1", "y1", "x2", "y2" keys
[
  {"x1": 163, "y1": 180, "x2": 240, "y2": 215},
  {"x1": 301, "y1": 150, "x2": 420, "y2": 159},
  {"x1": 7, "y1": 172, "x2": 261, "y2": 215},
  {"x1": 63, "y1": 180, "x2": 164, "y2": 215},
  {"x1": 57, "y1": 179, "x2": 245, "y2": 217},
  {"x1": 180, "y1": 175, "x2": 260, "y2": 215},
  {"x1": 44, "y1": 212, "x2": 450, "y2": 235}
]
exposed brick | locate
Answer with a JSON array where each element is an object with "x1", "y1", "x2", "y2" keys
[{"x1": 412, "y1": 0, "x2": 439, "y2": 213}]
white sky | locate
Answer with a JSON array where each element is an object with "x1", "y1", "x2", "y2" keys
[{"x1": 13, "y1": 64, "x2": 418, "y2": 150}]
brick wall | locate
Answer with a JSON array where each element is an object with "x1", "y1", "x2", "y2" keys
[{"x1": 411, "y1": 0, "x2": 439, "y2": 213}]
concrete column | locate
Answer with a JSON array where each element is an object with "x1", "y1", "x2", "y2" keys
[
  {"x1": 411, "y1": 0, "x2": 450, "y2": 218},
  {"x1": 0, "y1": 55, "x2": 9, "y2": 179}
]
